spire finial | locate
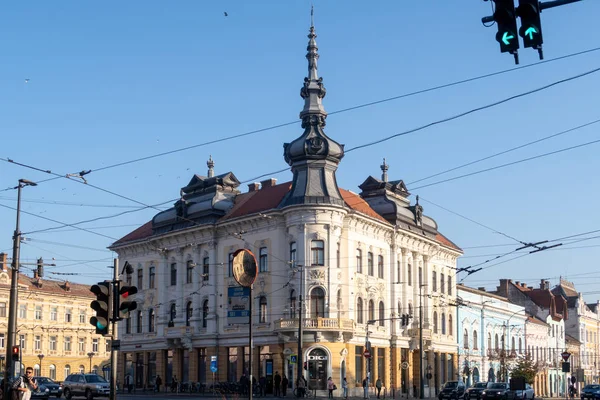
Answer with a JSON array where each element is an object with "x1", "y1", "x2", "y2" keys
[
  {"x1": 299, "y1": 8, "x2": 327, "y2": 124},
  {"x1": 311, "y1": 4, "x2": 314, "y2": 27},
  {"x1": 207, "y1": 155, "x2": 215, "y2": 178},
  {"x1": 380, "y1": 158, "x2": 389, "y2": 182}
]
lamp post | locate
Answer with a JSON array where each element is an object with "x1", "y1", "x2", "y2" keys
[
  {"x1": 38, "y1": 354, "x2": 45, "y2": 375},
  {"x1": 4, "y1": 178, "x2": 36, "y2": 396},
  {"x1": 418, "y1": 284, "x2": 427, "y2": 400},
  {"x1": 297, "y1": 265, "x2": 304, "y2": 391},
  {"x1": 503, "y1": 309, "x2": 524, "y2": 381},
  {"x1": 88, "y1": 352, "x2": 95, "y2": 373}
]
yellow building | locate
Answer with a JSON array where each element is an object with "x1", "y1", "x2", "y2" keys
[{"x1": 0, "y1": 253, "x2": 110, "y2": 381}]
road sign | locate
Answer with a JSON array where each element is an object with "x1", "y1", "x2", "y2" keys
[
  {"x1": 401, "y1": 362, "x2": 409, "y2": 370},
  {"x1": 210, "y1": 356, "x2": 218, "y2": 373},
  {"x1": 290, "y1": 355, "x2": 298, "y2": 364},
  {"x1": 112, "y1": 340, "x2": 121, "y2": 351},
  {"x1": 561, "y1": 351, "x2": 571, "y2": 362},
  {"x1": 363, "y1": 350, "x2": 371, "y2": 358}
]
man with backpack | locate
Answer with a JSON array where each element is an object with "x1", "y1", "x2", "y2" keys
[{"x1": 12, "y1": 367, "x2": 39, "y2": 400}]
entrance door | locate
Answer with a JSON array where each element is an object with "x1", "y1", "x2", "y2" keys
[{"x1": 308, "y1": 348, "x2": 328, "y2": 390}]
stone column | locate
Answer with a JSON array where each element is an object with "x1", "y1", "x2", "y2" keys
[
  {"x1": 422, "y1": 255, "x2": 430, "y2": 326},
  {"x1": 193, "y1": 245, "x2": 205, "y2": 329}
]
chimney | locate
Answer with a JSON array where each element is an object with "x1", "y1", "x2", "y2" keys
[
  {"x1": 540, "y1": 279, "x2": 550, "y2": 290},
  {"x1": 498, "y1": 279, "x2": 510, "y2": 296},
  {"x1": 260, "y1": 178, "x2": 277, "y2": 189},
  {"x1": 516, "y1": 281, "x2": 520, "y2": 286},
  {"x1": 248, "y1": 182, "x2": 261, "y2": 192},
  {"x1": 0, "y1": 253, "x2": 6, "y2": 272},
  {"x1": 63, "y1": 281, "x2": 71, "y2": 292},
  {"x1": 527, "y1": 286, "x2": 533, "y2": 290},
  {"x1": 478, "y1": 287, "x2": 486, "y2": 292}
]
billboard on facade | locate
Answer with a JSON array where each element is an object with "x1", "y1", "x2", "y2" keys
[{"x1": 228, "y1": 286, "x2": 251, "y2": 324}]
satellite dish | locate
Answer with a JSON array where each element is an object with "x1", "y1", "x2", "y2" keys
[{"x1": 232, "y1": 249, "x2": 258, "y2": 288}]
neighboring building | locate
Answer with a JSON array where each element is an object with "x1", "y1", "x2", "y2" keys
[
  {"x1": 495, "y1": 279, "x2": 568, "y2": 397},
  {"x1": 553, "y1": 278, "x2": 600, "y2": 386},
  {"x1": 565, "y1": 334, "x2": 582, "y2": 391},
  {"x1": 457, "y1": 285, "x2": 526, "y2": 386},
  {"x1": 525, "y1": 315, "x2": 551, "y2": 396},
  {"x1": 109, "y1": 20, "x2": 462, "y2": 397},
  {"x1": 0, "y1": 253, "x2": 111, "y2": 380}
]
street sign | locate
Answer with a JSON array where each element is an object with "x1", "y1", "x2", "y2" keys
[
  {"x1": 112, "y1": 340, "x2": 121, "y2": 351},
  {"x1": 290, "y1": 355, "x2": 298, "y2": 364},
  {"x1": 561, "y1": 351, "x2": 571, "y2": 362},
  {"x1": 363, "y1": 350, "x2": 371, "y2": 358},
  {"x1": 210, "y1": 356, "x2": 218, "y2": 373},
  {"x1": 562, "y1": 362, "x2": 570, "y2": 373},
  {"x1": 401, "y1": 362, "x2": 409, "y2": 370}
]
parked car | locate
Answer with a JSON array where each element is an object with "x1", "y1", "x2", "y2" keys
[
  {"x1": 507, "y1": 383, "x2": 535, "y2": 399},
  {"x1": 482, "y1": 382, "x2": 510, "y2": 400},
  {"x1": 32, "y1": 383, "x2": 51, "y2": 399},
  {"x1": 439, "y1": 381, "x2": 467, "y2": 400},
  {"x1": 62, "y1": 373, "x2": 109, "y2": 399},
  {"x1": 35, "y1": 377, "x2": 63, "y2": 398},
  {"x1": 581, "y1": 384, "x2": 600, "y2": 400},
  {"x1": 466, "y1": 382, "x2": 490, "y2": 399}
]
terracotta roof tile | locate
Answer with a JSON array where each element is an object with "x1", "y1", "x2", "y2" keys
[
  {"x1": 222, "y1": 182, "x2": 292, "y2": 220},
  {"x1": 527, "y1": 315, "x2": 549, "y2": 326},
  {"x1": 113, "y1": 220, "x2": 153, "y2": 245},
  {"x1": 16, "y1": 274, "x2": 95, "y2": 297},
  {"x1": 339, "y1": 189, "x2": 389, "y2": 224},
  {"x1": 436, "y1": 233, "x2": 462, "y2": 252}
]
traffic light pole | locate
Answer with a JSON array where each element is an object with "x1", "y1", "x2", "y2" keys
[
  {"x1": 110, "y1": 258, "x2": 118, "y2": 400},
  {"x1": 482, "y1": 0, "x2": 582, "y2": 23}
]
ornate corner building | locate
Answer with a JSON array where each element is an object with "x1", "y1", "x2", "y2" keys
[
  {"x1": 109, "y1": 19, "x2": 462, "y2": 397},
  {"x1": 0, "y1": 253, "x2": 111, "y2": 380}
]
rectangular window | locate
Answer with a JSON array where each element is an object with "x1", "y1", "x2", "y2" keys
[
  {"x1": 377, "y1": 348, "x2": 385, "y2": 385},
  {"x1": 19, "y1": 334, "x2": 26, "y2": 349},
  {"x1": 378, "y1": 255, "x2": 384, "y2": 278},
  {"x1": 49, "y1": 336, "x2": 57, "y2": 351},
  {"x1": 19, "y1": 304, "x2": 27, "y2": 319},
  {"x1": 93, "y1": 338, "x2": 99, "y2": 352},
  {"x1": 356, "y1": 249, "x2": 363, "y2": 274},
  {"x1": 170, "y1": 263, "x2": 177, "y2": 286},
  {"x1": 64, "y1": 336, "x2": 72, "y2": 352},
  {"x1": 228, "y1": 253, "x2": 234, "y2": 277},
  {"x1": 78, "y1": 338, "x2": 85, "y2": 352},
  {"x1": 259, "y1": 247, "x2": 268, "y2": 272},
  {"x1": 137, "y1": 311, "x2": 143, "y2": 334},
  {"x1": 149, "y1": 266, "x2": 155, "y2": 289},
  {"x1": 367, "y1": 252, "x2": 374, "y2": 276},
  {"x1": 311, "y1": 240, "x2": 325, "y2": 266},
  {"x1": 0, "y1": 333, "x2": 4, "y2": 348},
  {"x1": 79, "y1": 310, "x2": 86, "y2": 324},
  {"x1": 289, "y1": 242, "x2": 297, "y2": 268},
  {"x1": 0, "y1": 302, "x2": 6, "y2": 317},
  {"x1": 126, "y1": 316, "x2": 132, "y2": 334},
  {"x1": 441, "y1": 273, "x2": 445, "y2": 294},
  {"x1": 65, "y1": 308, "x2": 72, "y2": 323},
  {"x1": 448, "y1": 276, "x2": 452, "y2": 296},
  {"x1": 355, "y1": 346, "x2": 364, "y2": 383},
  {"x1": 407, "y1": 264, "x2": 412, "y2": 286},
  {"x1": 35, "y1": 335, "x2": 41, "y2": 351},
  {"x1": 227, "y1": 347, "x2": 238, "y2": 383},
  {"x1": 432, "y1": 271, "x2": 437, "y2": 292},
  {"x1": 203, "y1": 257, "x2": 210, "y2": 281},
  {"x1": 35, "y1": 306, "x2": 43, "y2": 320},
  {"x1": 186, "y1": 260, "x2": 194, "y2": 284},
  {"x1": 138, "y1": 268, "x2": 143, "y2": 289}
]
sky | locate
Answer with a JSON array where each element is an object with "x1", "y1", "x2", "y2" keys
[{"x1": 1, "y1": 1, "x2": 599, "y2": 302}]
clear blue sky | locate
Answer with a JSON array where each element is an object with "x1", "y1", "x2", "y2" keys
[{"x1": 1, "y1": 1, "x2": 599, "y2": 301}]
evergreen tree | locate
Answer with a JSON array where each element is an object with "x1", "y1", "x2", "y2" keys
[{"x1": 510, "y1": 356, "x2": 538, "y2": 384}]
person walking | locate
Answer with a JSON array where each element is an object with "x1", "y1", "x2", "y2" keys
[
  {"x1": 297, "y1": 376, "x2": 306, "y2": 398},
  {"x1": 375, "y1": 378, "x2": 382, "y2": 399},
  {"x1": 282, "y1": 375, "x2": 289, "y2": 397},
  {"x1": 274, "y1": 372, "x2": 282, "y2": 397},
  {"x1": 155, "y1": 375, "x2": 162, "y2": 393},
  {"x1": 125, "y1": 374, "x2": 133, "y2": 394},
  {"x1": 12, "y1": 366, "x2": 39, "y2": 400},
  {"x1": 363, "y1": 378, "x2": 368, "y2": 399},
  {"x1": 342, "y1": 377, "x2": 348, "y2": 399},
  {"x1": 327, "y1": 377, "x2": 335, "y2": 399}
]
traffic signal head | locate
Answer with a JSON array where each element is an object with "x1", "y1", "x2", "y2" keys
[
  {"x1": 11, "y1": 345, "x2": 20, "y2": 362},
  {"x1": 518, "y1": 0, "x2": 543, "y2": 48},
  {"x1": 493, "y1": 0, "x2": 520, "y2": 54},
  {"x1": 90, "y1": 282, "x2": 111, "y2": 335},
  {"x1": 118, "y1": 285, "x2": 138, "y2": 320}
]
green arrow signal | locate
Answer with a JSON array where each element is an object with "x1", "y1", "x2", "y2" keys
[
  {"x1": 524, "y1": 27, "x2": 538, "y2": 40},
  {"x1": 502, "y1": 31, "x2": 515, "y2": 45}
]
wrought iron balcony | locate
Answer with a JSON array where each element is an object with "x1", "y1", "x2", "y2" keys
[{"x1": 274, "y1": 317, "x2": 355, "y2": 333}]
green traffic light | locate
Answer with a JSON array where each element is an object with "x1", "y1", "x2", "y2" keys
[
  {"x1": 524, "y1": 26, "x2": 538, "y2": 40},
  {"x1": 502, "y1": 31, "x2": 515, "y2": 45}
]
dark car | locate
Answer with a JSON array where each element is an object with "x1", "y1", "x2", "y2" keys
[
  {"x1": 506, "y1": 383, "x2": 534, "y2": 400},
  {"x1": 62, "y1": 373, "x2": 109, "y2": 399},
  {"x1": 467, "y1": 382, "x2": 490, "y2": 399},
  {"x1": 32, "y1": 383, "x2": 51, "y2": 399},
  {"x1": 35, "y1": 377, "x2": 63, "y2": 398},
  {"x1": 482, "y1": 383, "x2": 510, "y2": 400},
  {"x1": 581, "y1": 384, "x2": 600, "y2": 400},
  {"x1": 439, "y1": 381, "x2": 467, "y2": 400}
]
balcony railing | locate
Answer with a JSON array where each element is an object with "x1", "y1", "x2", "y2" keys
[
  {"x1": 274, "y1": 317, "x2": 355, "y2": 332},
  {"x1": 165, "y1": 326, "x2": 194, "y2": 338}
]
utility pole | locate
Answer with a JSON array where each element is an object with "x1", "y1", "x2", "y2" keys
[
  {"x1": 110, "y1": 258, "x2": 118, "y2": 400},
  {"x1": 419, "y1": 284, "x2": 424, "y2": 400},
  {"x1": 297, "y1": 265, "x2": 304, "y2": 390},
  {"x1": 4, "y1": 179, "x2": 36, "y2": 397}
]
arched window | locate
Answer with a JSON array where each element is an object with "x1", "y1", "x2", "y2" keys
[
  {"x1": 519, "y1": 338, "x2": 523, "y2": 353},
  {"x1": 202, "y1": 300, "x2": 209, "y2": 328},
  {"x1": 49, "y1": 364, "x2": 56, "y2": 380},
  {"x1": 259, "y1": 296, "x2": 268, "y2": 323},
  {"x1": 408, "y1": 303, "x2": 413, "y2": 316},
  {"x1": 463, "y1": 329, "x2": 469, "y2": 349},
  {"x1": 186, "y1": 301, "x2": 193, "y2": 327},
  {"x1": 473, "y1": 330, "x2": 479, "y2": 349},
  {"x1": 441, "y1": 313, "x2": 446, "y2": 334},
  {"x1": 148, "y1": 309, "x2": 155, "y2": 332},
  {"x1": 448, "y1": 314, "x2": 453, "y2": 335},
  {"x1": 357, "y1": 298, "x2": 364, "y2": 324},
  {"x1": 290, "y1": 290, "x2": 297, "y2": 319},
  {"x1": 511, "y1": 337, "x2": 515, "y2": 351},
  {"x1": 488, "y1": 333, "x2": 492, "y2": 349},
  {"x1": 310, "y1": 287, "x2": 325, "y2": 318},
  {"x1": 33, "y1": 364, "x2": 40, "y2": 376},
  {"x1": 378, "y1": 301, "x2": 385, "y2": 326},
  {"x1": 368, "y1": 300, "x2": 375, "y2": 322},
  {"x1": 64, "y1": 364, "x2": 71, "y2": 377},
  {"x1": 433, "y1": 312, "x2": 438, "y2": 333},
  {"x1": 170, "y1": 303, "x2": 177, "y2": 323},
  {"x1": 495, "y1": 334, "x2": 499, "y2": 350}
]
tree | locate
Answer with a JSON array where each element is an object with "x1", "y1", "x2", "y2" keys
[{"x1": 510, "y1": 356, "x2": 538, "y2": 384}]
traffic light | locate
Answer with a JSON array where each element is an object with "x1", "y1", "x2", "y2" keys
[
  {"x1": 11, "y1": 345, "x2": 20, "y2": 362},
  {"x1": 117, "y1": 283, "x2": 138, "y2": 320},
  {"x1": 90, "y1": 282, "x2": 111, "y2": 335},
  {"x1": 518, "y1": 0, "x2": 543, "y2": 49},
  {"x1": 37, "y1": 257, "x2": 44, "y2": 278},
  {"x1": 493, "y1": 0, "x2": 520, "y2": 56}
]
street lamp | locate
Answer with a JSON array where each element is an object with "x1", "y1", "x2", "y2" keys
[
  {"x1": 88, "y1": 352, "x2": 95, "y2": 373},
  {"x1": 38, "y1": 354, "x2": 45, "y2": 375},
  {"x1": 418, "y1": 284, "x2": 428, "y2": 400},
  {"x1": 5, "y1": 178, "x2": 36, "y2": 396}
]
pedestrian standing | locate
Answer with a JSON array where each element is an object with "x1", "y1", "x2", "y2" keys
[
  {"x1": 155, "y1": 375, "x2": 162, "y2": 393},
  {"x1": 12, "y1": 367, "x2": 39, "y2": 400},
  {"x1": 327, "y1": 377, "x2": 335, "y2": 399},
  {"x1": 376, "y1": 378, "x2": 382, "y2": 399},
  {"x1": 342, "y1": 377, "x2": 348, "y2": 399},
  {"x1": 282, "y1": 375, "x2": 289, "y2": 397},
  {"x1": 274, "y1": 371, "x2": 282, "y2": 397}
]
